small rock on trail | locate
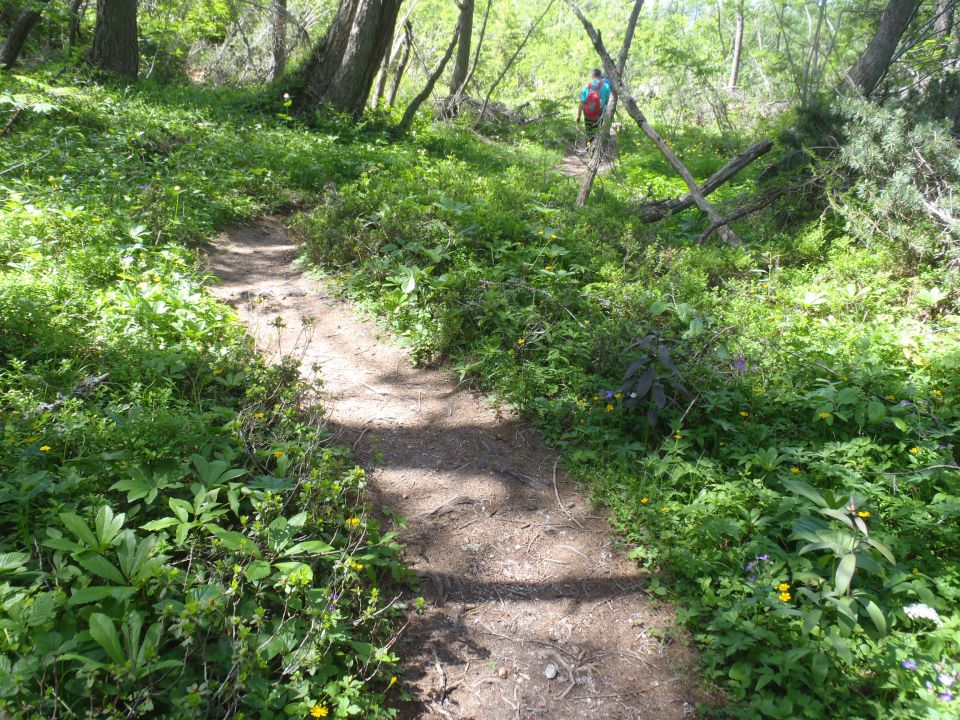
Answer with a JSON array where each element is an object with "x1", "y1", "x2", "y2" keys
[{"x1": 206, "y1": 217, "x2": 708, "y2": 719}]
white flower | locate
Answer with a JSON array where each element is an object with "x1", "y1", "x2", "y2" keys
[
  {"x1": 903, "y1": 603, "x2": 943, "y2": 626},
  {"x1": 119, "y1": 255, "x2": 134, "y2": 268},
  {"x1": 629, "y1": 392, "x2": 637, "y2": 398}
]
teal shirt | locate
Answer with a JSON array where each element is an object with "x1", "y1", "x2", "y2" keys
[{"x1": 580, "y1": 78, "x2": 611, "y2": 108}]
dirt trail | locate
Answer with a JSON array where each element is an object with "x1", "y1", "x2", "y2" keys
[
  {"x1": 557, "y1": 143, "x2": 614, "y2": 178},
  {"x1": 206, "y1": 218, "x2": 704, "y2": 720}
]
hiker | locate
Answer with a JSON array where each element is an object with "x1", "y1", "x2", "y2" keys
[{"x1": 576, "y1": 68, "x2": 611, "y2": 142}]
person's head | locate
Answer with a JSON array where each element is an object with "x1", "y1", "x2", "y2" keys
[{"x1": 590, "y1": 68, "x2": 602, "y2": 79}]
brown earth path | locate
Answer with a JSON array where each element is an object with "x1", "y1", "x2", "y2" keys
[{"x1": 205, "y1": 217, "x2": 705, "y2": 720}]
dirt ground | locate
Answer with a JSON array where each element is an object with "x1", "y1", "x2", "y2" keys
[{"x1": 205, "y1": 218, "x2": 708, "y2": 720}]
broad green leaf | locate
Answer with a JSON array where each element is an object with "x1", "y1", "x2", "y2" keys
[
  {"x1": 244, "y1": 559, "x2": 272, "y2": 582},
  {"x1": 729, "y1": 662, "x2": 752, "y2": 682},
  {"x1": 208, "y1": 526, "x2": 261, "y2": 557},
  {"x1": 865, "y1": 537, "x2": 895, "y2": 564},
  {"x1": 140, "y1": 518, "x2": 179, "y2": 531},
  {"x1": 94, "y1": 506, "x2": 124, "y2": 547},
  {"x1": 59, "y1": 512, "x2": 98, "y2": 549},
  {"x1": 835, "y1": 553, "x2": 857, "y2": 595},
  {"x1": 282, "y1": 540, "x2": 334, "y2": 557},
  {"x1": 782, "y1": 480, "x2": 827, "y2": 508},
  {"x1": 68, "y1": 586, "x2": 136, "y2": 606},
  {"x1": 89, "y1": 613, "x2": 125, "y2": 664},
  {"x1": 866, "y1": 401, "x2": 886, "y2": 423},
  {"x1": 862, "y1": 599, "x2": 887, "y2": 635},
  {"x1": 802, "y1": 609, "x2": 822, "y2": 635},
  {"x1": 0, "y1": 552, "x2": 30, "y2": 572},
  {"x1": 75, "y1": 552, "x2": 126, "y2": 585}
]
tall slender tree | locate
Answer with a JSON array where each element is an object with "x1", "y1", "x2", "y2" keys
[
  {"x1": 448, "y1": 0, "x2": 474, "y2": 95},
  {"x1": 295, "y1": 0, "x2": 403, "y2": 118},
  {"x1": 271, "y1": 0, "x2": 287, "y2": 81},
  {"x1": 728, "y1": 0, "x2": 745, "y2": 90},
  {"x1": 0, "y1": 0, "x2": 50, "y2": 68},
  {"x1": 87, "y1": 0, "x2": 139, "y2": 79}
]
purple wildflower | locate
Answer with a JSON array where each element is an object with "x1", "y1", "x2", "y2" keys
[
  {"x1": 941, "y1": 674, "x2": 956, "y2": 687},
  {"x1": 605, "y1": 390, "x2": 615, "y2": 400},
  {"x1": 746, "y1": 575, "x2": 756, "y2": 584},
  {"x1": 745, "y1": 561, "x2": 757, "y2": 572},
  {"x1": 901, "y1": 660, "x2": 918, "y2": 670},
  {"x1": 758, "y1": 554, "x2": 769, "y2": 561},
  {"x1": 733, "y1": 358, "x2": 747, "y2": 372},
  {"x1": 900, "y1": 400, "x2": 911, "y2": 407},
  {"x1": 939, "y1": 692, "x2": 954, "y2": 702}
]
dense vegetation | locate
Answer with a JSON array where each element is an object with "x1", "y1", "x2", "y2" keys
[{"x1": 2, "y1": 0, "x2": 959, "y2": 718}]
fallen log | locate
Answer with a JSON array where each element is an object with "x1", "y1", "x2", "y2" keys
[
  {"x1": 697, "y1": 180, "x2": 808, "y2": 243},
  {"x1": 637, "y1": 138, "x2": 773, "y2": 221}
]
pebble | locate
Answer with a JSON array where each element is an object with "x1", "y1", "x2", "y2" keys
[
  {"x1": 498, "y1": 667, "x2": 509, "y2": 679},
  {"x1": 543, "y1": 663, "x2": 558, "y2": 680}
]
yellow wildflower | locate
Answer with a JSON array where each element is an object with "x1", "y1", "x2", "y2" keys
[
  {"x1": 347, "y1": 517, "x2": 361, "y2": 527},
  {"x1": 544, "y1": 265, "x2": 553, "y2": 271},
  {"x1": 309, "y1": 706, "x2": 328, "y2": 718},
  {"x1": 778, "y1": 592, "x2": 791, "y2": 602},
  {"x1": 932, "y1": 389, "x2": 942, "y2": 398},
  {"x1": 674, "y1": 433, "x2": 683, "y2": 440},
  {"x1": 254, "y1": 412, "x2": 265, "y2": 419},
  {"x1": 389, "y1": 676, "x2": 398, "y2": 687},
  {"x1": 885, "y1": 394, "x2": 895, "y2": 401},
  {"x1": 605, "y1": 403, "x2": 614, "y2": 412},
  {"x1": 352, "y1": 562, "x2": 364, "y2": 570},
  {"x1": 273, "y1": 450, "x2": 284, "y2": 458},
  {"x1": 858, "y1": 511, "x2": 871, "y2": 518},
  {"x1": 776, "y1": 583, "x2": 790, "y2": 592},
  {"x1": 537, "y1": 230, "x2": 544, "y2": 235},
  {"x1": 39, "y1": 445, "x2": 51, "y2": 452},
  {"x1": 739, "y1": 411, "x2": 749, "y2": 417},
  {"x1": 517, "y1": 338, "x2": 525, "y2": 346},
  {"x1": 819, "y1": 412, "x2": 831, "y2": 419},
  {"x1": 213, "y1": 369, "x2": 223, "y2": 376},
  {"x1": 912, "y1": 568, "x2": 919, "y2": 575},
  {"x1": 661, "y1": 506, "x2": 670, "y2": 513},
  {"x1": 909, "y1": 447, "x2": 920, "y2": 455},
  {"x1": 790, "y1": 467, "x2": 800, "y2": 474},
  {"x1": 640, "y1": 497, "x2": 650, "y2": 504},
  {"x1": 614, "y1": 392, "x2": 622, "y2": 399},
  {"x1": 550, "y1": 234, "x2": 557, "y2": 239}
]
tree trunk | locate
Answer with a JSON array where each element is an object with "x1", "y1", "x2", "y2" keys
[
  {"x1": 728, "y1": 1, "x2": 744, "y2": 90},
  {"x1": 400, "y1": 20, "x2": 460, "y2": 129},
  {"x1": 1, "y1": 2, "x2": 47, "y2": 69},
  {"x1": 271, "y1": 0, "x2": 287, "y2": 81},
  {"x1": 935, "y1": 0, "x2": 955, "y2": 36},
  {"x1": 67, "y1": 0, "x2": 87, "y2": 49},
  {"x1": 568, "y1": 0, "x2": 741, "y2": 246},
  {"x1": 87, "y1": 0, "x2": 139, "y2": 79},
  {"x1": 448, "y1": 0, "x2": 474, "y2": 95},
  {"x1": 387, "y1": 19, "x2": 413, "y2": 106},
  {"x1": 577, "y1": 0, "x2": 643, "y2": 206},
  {"x1": 295, "y1": 0, "x2": 403, "y2": 118},
  {"x1": 843, "y1": 0, "x2": 919, "y2": 96},
  {"x1": 1, "y1": 0, "x2": 19, "y2": 28}
]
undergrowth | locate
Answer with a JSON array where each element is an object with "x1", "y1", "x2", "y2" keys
[
  {"x1": 292, "y1": 111, "x2": 960, "y2": 718},
  {"x1": 0, "y1": 72, "x2": 406, "y2": 719}
]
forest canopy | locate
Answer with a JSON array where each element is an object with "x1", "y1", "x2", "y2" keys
[{"x1": 1, "y1": 0, "x2": 959, "y2": 718}]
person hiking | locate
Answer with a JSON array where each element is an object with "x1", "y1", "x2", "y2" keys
[{"x1": 576, "y1": 68, "x2": 611, "y2": 145}]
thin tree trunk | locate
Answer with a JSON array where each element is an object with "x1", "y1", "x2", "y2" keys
[
  {"x1": 577, "y1": 0, "x2": 644, "y2": 206},
  {"x1": 388, "y1": 19, "x2": 413, "y2": 107},
  {"x1": 295, "y1": 0, "x2": 403, "y2": 118},
  {"x1": 399, "y1": 20, "x2": 460, "y2": 129},
  {"x1": 1, "y1": 2, "x2": 48, "y2": 69},
  {"x1": 87, "y1": 0, "x2": 139, "y2": 79},
  {"x1": 271, "y1": 0, "x2": 287, "y2": 81},
  {"x1": 449, "y1": 0, "x2": 474, "y2": 95},
  {"x1": 67, "y1": 0, "x2": 87, "y2": 49},
  {"x1": 728, "y1": 0, "x2": 744, "y2": 90},
  {"x1": 478, "y1": 0, "x2": 555, "y2": 121},
  {"x1": 568, "y1": 0, "x2": 741, "y2": 246},
  {"x1": 0, "y1": 0, "x2": 17, "y2": 28},
  {"x1": 843, "y1": 0, "x2": 920, "y2": 96},
  {"x1": 935, "y1": 0, "x2": 955, "y2": 36}
]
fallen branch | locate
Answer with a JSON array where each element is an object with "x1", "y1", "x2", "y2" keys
[
  {"x1": 697, "y1": 181, "x2": 801, "y2": 243},
  {"x1": 636, "y1": 138, "x2": 773, "y2": 221}
]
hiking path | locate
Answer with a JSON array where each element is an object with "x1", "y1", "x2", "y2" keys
[{"x1": 206, "y1": 217, "x2": 705, "y2": 720}]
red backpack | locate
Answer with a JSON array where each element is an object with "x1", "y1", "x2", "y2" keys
[{"x1": 583, "y1": 79, "x2": 604, "y2": 121}]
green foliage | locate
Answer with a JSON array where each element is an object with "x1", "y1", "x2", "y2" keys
[
  {"x1": 292, "y1": 111, "x2": 960, "y2": 718},
  {"x1": 0, "y1": 73, "x2": 404, "y2": 718}
]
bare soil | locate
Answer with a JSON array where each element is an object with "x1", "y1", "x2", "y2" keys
[{"x1": 205, "y1": 218, "x2": 707, "y2": 720}]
